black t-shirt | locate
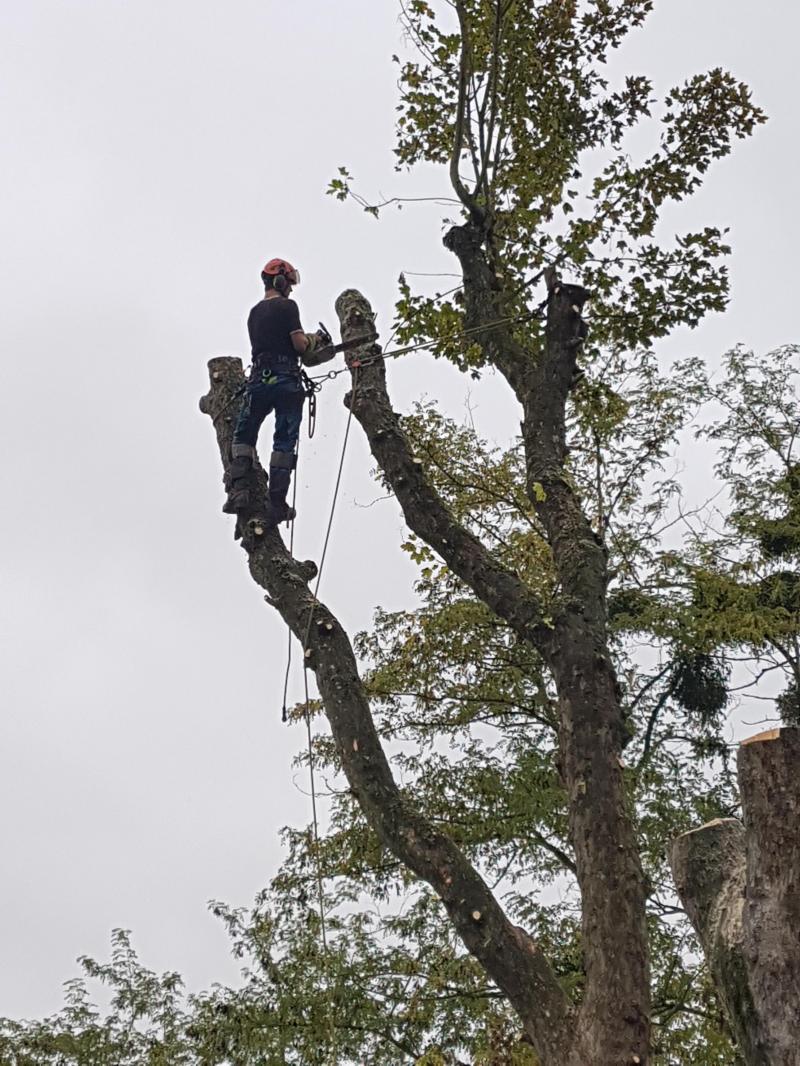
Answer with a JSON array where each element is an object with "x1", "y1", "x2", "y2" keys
[{"x1": 248, "y1": 296, "x2": 303, "y2": 365}]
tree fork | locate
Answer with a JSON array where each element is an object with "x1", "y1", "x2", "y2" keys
[{"x1": 672, "y1": 727, "x2": 800, "y2": 1066}]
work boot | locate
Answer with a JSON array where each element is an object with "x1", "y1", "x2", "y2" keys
[
  {"x1": 265, "y1": 449, "x2": 297, "y2": 526},
  {"x1": 222, "y1": 444, "x2": 257, "y2": 513},
  {"x1": 265, "y1": 498, "x2": 297, "y2": 526}
]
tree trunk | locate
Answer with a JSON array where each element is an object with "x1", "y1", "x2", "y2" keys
[{"x1": 671, "y1": 728, "x2": 800, "y2": 1065}]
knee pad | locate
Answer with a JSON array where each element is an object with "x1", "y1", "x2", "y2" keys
[
  {"x1": 227, "y1": 454, "x2": 253, "y2": 486},
  {"x1": 269, "y1": 450, "x2": 296, "y2": 470},
  {"x1": 231, "y1": 443, "x2": 256, "y2": 460}
]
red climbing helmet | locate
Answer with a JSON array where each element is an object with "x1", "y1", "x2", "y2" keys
[{"x1": 261, "y1": 258, "x2": 301, "y2": 287}]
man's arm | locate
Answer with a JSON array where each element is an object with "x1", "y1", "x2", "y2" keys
[
  {"x1": 286, "y1": 300, "x2": 332, "y2": 363},
  {"x1": 290, "y1": 328, "x2": 311, "y2": 355}
]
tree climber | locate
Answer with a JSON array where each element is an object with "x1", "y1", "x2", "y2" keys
[{"x1": 223, "y1": 258, "x2": 335, "y2": 522}]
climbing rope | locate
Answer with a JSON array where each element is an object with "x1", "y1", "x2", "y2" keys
[
  {"x1": 303, "y1": 661, "x2": 338, "y2": 1066},
  {"x1": 280, "y1": 437, "x2": 302, "y2": 720},
  {"x1": 302, "y1": 366, "x2": 361, "y2": 646},
  {"x1": 278, "y1": 447, "x2": 338, "y2": 1060}
]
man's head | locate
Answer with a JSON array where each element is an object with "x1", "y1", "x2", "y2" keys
[{"x1": 262, "y1": 258, "x2": 300, "y2": 297}]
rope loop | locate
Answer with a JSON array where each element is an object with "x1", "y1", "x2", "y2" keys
[{"x1": 300, "y1": 368, "x2": 323, "y2": 439}]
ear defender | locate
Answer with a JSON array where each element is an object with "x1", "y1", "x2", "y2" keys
[{"x1": 274, "y1": 273, "x2": 290, "y2": 296}]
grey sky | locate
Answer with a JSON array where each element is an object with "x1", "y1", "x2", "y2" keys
[{"x1": 1, "y1": 0, "x2": 798, "y2": 1021}]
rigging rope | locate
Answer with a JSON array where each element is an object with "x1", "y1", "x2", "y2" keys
[
  {"x1": 280, "y1": 368, "x2": 361, "y2": 1066},
  {"x1": 307, "y1": 300, "x2": 549, "y2": 386}
]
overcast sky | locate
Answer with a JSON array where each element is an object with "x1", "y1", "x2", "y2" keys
[{"x1": 2, "y1": 0, "x2": 799, "y2": 1022}]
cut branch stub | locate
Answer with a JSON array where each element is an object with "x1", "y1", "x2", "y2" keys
[
  {"x1": 670, "y1": 819, "x2": 758, "y2": 1063},
  {"x1": 336, "y1": 291, "x2": 380, "y2": 358}
]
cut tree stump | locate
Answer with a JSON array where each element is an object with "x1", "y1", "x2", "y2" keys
[{"x1": 671, "y1": 727, "x2": 800, "y2": 1066}]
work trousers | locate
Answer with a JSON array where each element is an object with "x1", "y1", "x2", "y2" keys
[{"x1": 232, "y1": 370, "x2": 305, "y2": 455}]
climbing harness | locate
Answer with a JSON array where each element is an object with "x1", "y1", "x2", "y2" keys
[{"x1": 218, "y1": 319, "x2": 376, "y2": 436}]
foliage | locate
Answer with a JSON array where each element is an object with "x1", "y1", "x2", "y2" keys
[
  {"x1": 0, "y1": 930, "x2": 193, "y2": 1066},
  {"x1": 334, "y1": 0, "x2": 764, "y2": 370},
  {"x1": 677, "y1": 345, "x2": 800, "y2": 724}
]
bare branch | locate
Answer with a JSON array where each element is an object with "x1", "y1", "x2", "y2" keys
[{"x1": 451, "y1": 2, "x2": 486, "y2": 225}]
